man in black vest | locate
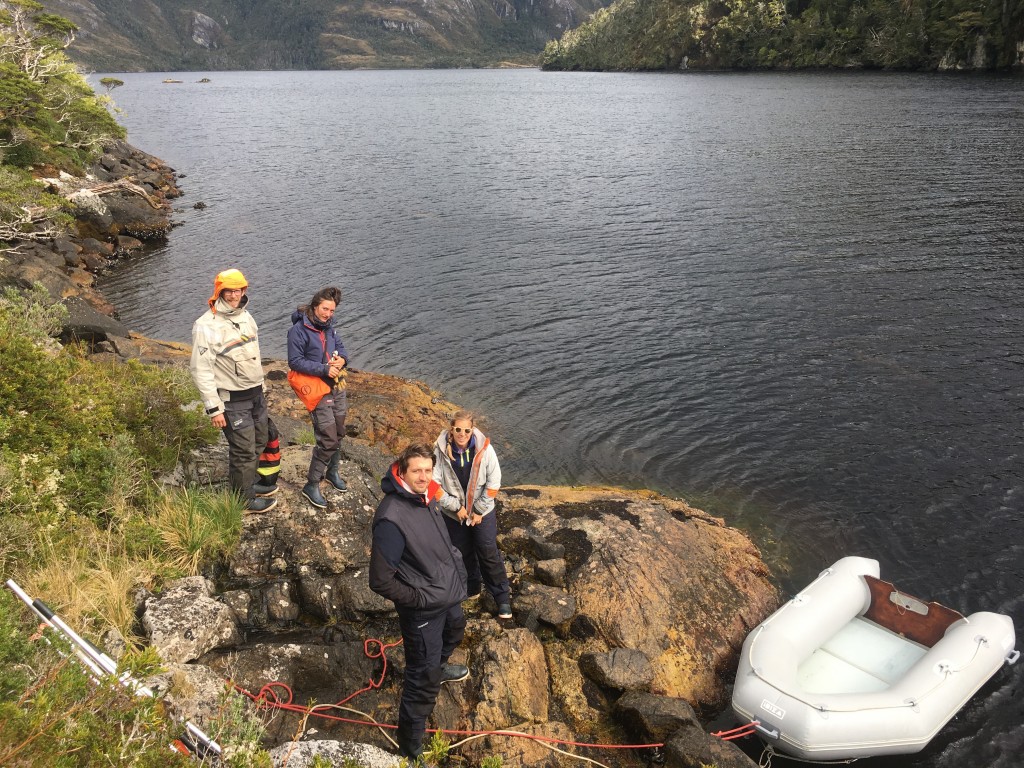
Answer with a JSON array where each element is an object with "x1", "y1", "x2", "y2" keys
[{"x1": 369, "y1": 443, "x2": 469, "y2": 761}]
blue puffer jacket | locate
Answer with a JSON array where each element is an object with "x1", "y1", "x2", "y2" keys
[{"x1": 286, "y1": 309, "x2": 349, "y2": 386}]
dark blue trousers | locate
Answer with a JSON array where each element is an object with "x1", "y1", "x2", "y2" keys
[
  {"x1": 444, "y1": 513, "x2": 510, "y2": 605},
  {"x1": 395, "y1": 604, "x2": 466, "y2": 757}
]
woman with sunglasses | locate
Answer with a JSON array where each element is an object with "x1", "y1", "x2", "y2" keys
[{"x1": 433, "y1": 410, "x2": 512, "y2": 619}]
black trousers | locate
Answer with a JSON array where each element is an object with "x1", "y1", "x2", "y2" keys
[
  {"x1": 395, "y1": 604, "x2": 466, "y2": 757},
  {"x1": 443, "y1": 513, "x2": 510, "y2": 605}
]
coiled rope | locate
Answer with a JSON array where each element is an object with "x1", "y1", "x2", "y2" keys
[{"x1": 230, "y1": 634, "x2": 760, "y2": 766}]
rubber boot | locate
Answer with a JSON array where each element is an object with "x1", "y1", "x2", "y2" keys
[
  {"x1": 302, "y1": 481, "x2": 327, "y2": 509},
  {"x1": 325, "y1": 451, "x2": 347, "y2": 491}
]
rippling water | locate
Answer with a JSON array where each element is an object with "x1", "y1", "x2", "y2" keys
[{"x1": 93, "y1": 69, "x2": 1024, "y2": 766}]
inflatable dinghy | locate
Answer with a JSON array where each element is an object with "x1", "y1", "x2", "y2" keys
[{"x1": 732, "y1": 556, "x2": 1017, "y2": 761}]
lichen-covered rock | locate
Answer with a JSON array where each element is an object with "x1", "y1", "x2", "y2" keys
[
  {"x1": 266, "y1": 581, "x2": 300, "y2": 621},
  {"x1": 142, "y1": 577, "x2": 240, "y2": 663},
  {"x1": 268, "y1": 740, "x2": 400, "y2": 768},
  {"x1": 148, "y1": 661, "x2": 237, "y2": 734},
  {"x1": 476, "y1": 721, "x2": 578, "y2": 768}
]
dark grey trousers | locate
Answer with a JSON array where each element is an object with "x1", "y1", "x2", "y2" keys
[
  {"x1": 307, "y1": 388, "x2": 347, "y2": 483},
  {"x1": 223, "y1": 391, "x2": 269, "y2": 501}
]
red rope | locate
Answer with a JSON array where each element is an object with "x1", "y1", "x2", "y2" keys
[
  {"x1": 231, "y1": 635, "x2": 757, "y2": 752},
  {"x1": 712, "y1": 721, "x2": 760, "y2": 740}
]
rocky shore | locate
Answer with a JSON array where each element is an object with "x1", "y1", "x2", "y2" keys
[{"x1": 1, "y1": 142, "x2": 781, "y2": 768}]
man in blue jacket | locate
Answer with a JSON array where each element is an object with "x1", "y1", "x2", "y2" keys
[{"x1": 369, "y1": 443, "x2": 469, "y2": 761}]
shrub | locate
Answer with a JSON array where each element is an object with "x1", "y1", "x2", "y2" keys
[{"x1": 0, "y1": 588, "x2": 191, "y2": 767}]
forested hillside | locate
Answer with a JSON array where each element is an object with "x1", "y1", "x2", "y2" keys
[
  {"x1": 542, "y1": 0, "x2": 1024, "y2": 71},
  {"x1": 39, "y1": 0, "x2": 609, "y2": 70}
]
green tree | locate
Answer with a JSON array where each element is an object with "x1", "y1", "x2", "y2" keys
[
  {"x1": 99, "y1": 76, "x2": 124, "y2": 94},
  {"x1": 0, "y1": 0, "x2": 124, "y2": 171}
]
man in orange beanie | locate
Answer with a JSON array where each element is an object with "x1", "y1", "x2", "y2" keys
[{"x1": 189, "y1": 269, "x2": 275, "y2": 512}]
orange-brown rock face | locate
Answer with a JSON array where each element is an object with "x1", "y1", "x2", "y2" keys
[{"x1": 498, "y1": 486, "x2": 779, "y2": 709}]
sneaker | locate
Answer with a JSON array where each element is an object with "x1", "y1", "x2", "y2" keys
[
  {"x1": 252, "y1": 481, "x2": 279, "y2": 497},
  {"x1": 246, "y1": 496, "x2": 278, "y2": 513},
  {"x1": 301, "y1": 481, "x2": 327, "y2": 509},
  {"x1": 440, "y1": 663, "x2": 469, "y2": 684},
  {"x1": 497, "y1": 603, "x2": 513, "y2": 619}
]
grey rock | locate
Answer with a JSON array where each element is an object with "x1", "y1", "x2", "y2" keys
[
  {"x1": 664, "y1": 722, "x2": 759, "y2": 768},
  {"x1": 613, "y1": 690, "x2": 700, "y2": 741},
  {"x1": 515, "y1": 581, "x2": 576, "y2": 629},
  {"x1": 80, "y1": 237, "x2": 114, "y2": 257},
  {"x1": 142, "y1": 576, "x2": 241, "y2": 663},
  {"x1": 190, "y1": 11, "x2": 224, "y2": 48},
  {"x1": 202, "y1": 640, "x2": 374, "y2": 697},
  {"x1": 535, "y1": 557, "x2": 566, "y2": 587},
  {"x1": 529, "y1": 531, "x2": 565, "y2": 560},
  {"x1": 104, "y1": 194, "x2": 170, "y2": 239},
  {"x1": 116, "y1": 235, "x2": 144, "y2": 253},
  {"x1": 61, "y1": 296, "x2": 130, "y2": 343},
  {"x1": 579, "y1": 647, "x2": 655, "y2": 691},
  {"x1": 267, "y1": 740, "x2": 400, "y2": 768}
]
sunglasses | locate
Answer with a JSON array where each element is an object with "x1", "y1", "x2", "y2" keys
[{"x1": 452, "y1": 427, "x2": 473, "y2": 434}]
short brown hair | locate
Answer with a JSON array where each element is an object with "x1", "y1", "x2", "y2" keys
[{"x1": 397, "y1": 442, "x2": 434, "y2": 474}]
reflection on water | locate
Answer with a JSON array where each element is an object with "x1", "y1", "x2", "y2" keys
[{"x1": 95, "y1": 69, "x2": 1024, "y2": 768}]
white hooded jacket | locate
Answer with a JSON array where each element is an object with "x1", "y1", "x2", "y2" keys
[
  {"x1": 432, "y1": 428, "x2": 501, "y2": 520},
  {"x1": 189, "y1": 296, "x2": 264, "y2": 417}
]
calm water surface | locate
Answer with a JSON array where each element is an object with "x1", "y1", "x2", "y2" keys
[{"x1": 93, "y1": 69, "x2": 1023, "y2": 767}]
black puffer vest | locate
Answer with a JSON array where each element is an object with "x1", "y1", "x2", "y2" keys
[{"x1": 369, "y1": 463, "x2": 468, "y2": 617}]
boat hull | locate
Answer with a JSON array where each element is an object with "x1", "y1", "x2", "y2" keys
[{"x1": 731, "y1": 556, "x2": 1017, "y2": 761}]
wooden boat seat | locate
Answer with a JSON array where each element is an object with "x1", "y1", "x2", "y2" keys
[{"x1": 861, "y1": 575, "x2": 964, "y2": 647}]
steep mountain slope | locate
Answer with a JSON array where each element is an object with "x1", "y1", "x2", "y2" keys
[
  {"x1": 540, "y1": 0, "x2": 1024, "y2": 72},
  {"x1": 40, "y1": 0, "x2": 607, "y2": 70}
]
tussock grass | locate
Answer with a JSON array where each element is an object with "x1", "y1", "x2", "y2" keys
[{"x1": 154, "y1": 487, "x2": 244, "y2": 576}]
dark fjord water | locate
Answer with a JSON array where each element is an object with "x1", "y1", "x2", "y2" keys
[{"x1": 94, "y1": 69, "x2": 1023, "y2": 766}]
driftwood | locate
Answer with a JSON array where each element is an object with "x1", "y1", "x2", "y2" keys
[
  {"x1": 73, "y1": 177, "x2": 165, "y2": 210},
  {"x1": 0, "y1": 205, "x2": 60, "y2": 244},
  {"x1": 2, "y1": 176, "x2": 165, "y2": 246}
]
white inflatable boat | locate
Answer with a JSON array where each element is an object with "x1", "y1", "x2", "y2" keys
[{"x1": 732, "y1": 556, "x2": 1018, "y2": 761}]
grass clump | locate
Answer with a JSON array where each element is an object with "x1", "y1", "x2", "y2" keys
[
  {"x1": 0, "y1": 286, "x2": 264, "y2": 763},
  {"x1": 154, "y1": 487, "x2": 244, "y2": 576}
]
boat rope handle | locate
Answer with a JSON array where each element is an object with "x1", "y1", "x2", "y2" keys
[{"x1": 759, "y1": 743, "x2": 860, "y2": 766}]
